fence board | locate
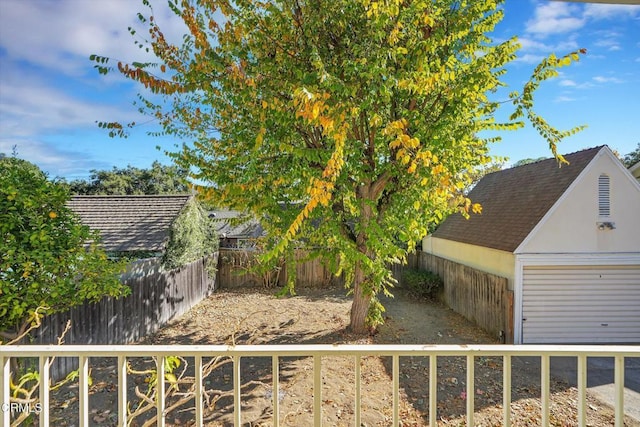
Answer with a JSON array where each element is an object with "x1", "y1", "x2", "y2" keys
[
  {"x1": 31, "y1": 255, "x2": 217, "y2": 380},
  {"x1": 417, "y1": 251, "x2": 510, "y2": 342},
  {"x1": 217, "y1": 249, "x2": 343, "y2": 289}
]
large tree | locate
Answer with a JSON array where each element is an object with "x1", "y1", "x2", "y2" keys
[
  {"x1": 623, "y1": 143, "x2": 640, "y2": 168},
  {"x1": 66, "y1": 161, "x2": 189, "y2": 195},
  {"x1": 94, "y1": 0, "x2": 584, "y2": 333},
  {"x1": 0, "y1": 157, "x2": 129, "y2": 339}
]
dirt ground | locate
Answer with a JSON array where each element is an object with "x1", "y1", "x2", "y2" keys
[{"x1": 46, "y1": 285, "x2": 639, "y2": 426}]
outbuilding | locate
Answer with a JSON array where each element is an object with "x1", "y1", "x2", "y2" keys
[{"x1": 423, "y1": 146, "x2": 640, "y2": 344}]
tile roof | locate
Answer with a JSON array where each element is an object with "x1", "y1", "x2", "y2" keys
[
  {"x1": 431, "y1": 146, "x2": 604, "y2": 252},
  {"x1": 67, "y1": 195, "x2": 192, "y2": 252},
  {"x1": 209, "y1": 209, "x2": 264, "y2": 239}
]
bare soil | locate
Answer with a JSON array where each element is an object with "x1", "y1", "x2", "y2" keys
[{"x1": 47, "y1": 286, "x2": 639, "y2": 426}]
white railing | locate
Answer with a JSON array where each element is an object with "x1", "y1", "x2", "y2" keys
[{"x1": 2, "y1": 344, "x2": 639, "y2": 427}]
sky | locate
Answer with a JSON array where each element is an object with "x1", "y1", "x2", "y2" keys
[{"x1": 0, "y1": 0, "x2": 639, "y2": 180}]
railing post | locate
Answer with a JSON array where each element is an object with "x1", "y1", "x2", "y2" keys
[
  {"x1": 78, "y1": 356, "x2": 89, "y2": 427},
  {"x1": 577, "y1": 355, "x2": 587, "y2": 427},
  {"x1": 503, "y1": 355, "x2": 511, "y2": 427},
  {"x1": 195, "y1": 356, "x2": 203, "y2": 427},
  {"x1": 272, "y1": 356, "x2": 279, "y2": 427},
  {"x1": 156, "y1": 356, "x2": 166, "y2": 427},
  {"x1": 118, "y1": 355, "x2": 127, "y2": 426},
  {"x1": 466, "y1": 355, "x2": 474, "y2": 427},
  {"x1": 313, "y1": 355, "x2": 322, "y2": 427},
  {"x1": 429, "y1": 355, "x2": 437, "y2": 427},
  {"x1": 39, "y1": 356, "x2": 50, "y2": 427},
  {"x1": 541, "y1": 355, "x2": 550, "y2": 427},
  {"x1": 614, "y1": 356, "x2": 624, "y2": 427},
  {"x1": 1, "y1": 355, "x2": 10, "y2": 427},
  {"x1": 355, "y1": 355, "x2": 361, "y2": 427},
  {"x1": 392, "y1": 355, "x2": 399, "y2": 426},
  {"x1": 233, "y1": 355, "x2": 241, "y2": 426}
]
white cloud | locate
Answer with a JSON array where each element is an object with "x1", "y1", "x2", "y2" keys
[
  {"x1": 584, "y1": 4, "x2": 640, "y2": 20},
  {"x1": 0, "y1": 139, "x2": 110, "y2": 178},
  {"x1": 554, "y1": 95, "x2": 576, "y2": 103},
  {"x1": 593, "y1": 76, "x2": 624, "y2": 84},
  {"x1": 514, "y1": 53, "x2": 546, "y2": 64},
  {"x1": 0, "y1": 0, "x2": 189, "y2": 77},
  {"x1": 525, "y1": 2, "x2": 585, "y2": 36},
  {"x1": 0, "y1": 69, "x2": 135, "y2": 139},
  {"x1": 593, "y1": 31, "x2": 625, "y2": 51},
  {"x1": 515, "y1": 37, "x2": 579, "y2": 64},
  {"x1": 517, "y1": 38, "x2": 551, "y2": 51},
  {"x1": 556, "y1": 78, "x2": 594, "y2": 90},
  {"x1": 559, "y1": 80, "x2": 577, "y2": 87},
  {"x1": 525, "y1": 1, "x2": 640, "y2": 39}
]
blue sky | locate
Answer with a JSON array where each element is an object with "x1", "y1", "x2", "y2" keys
[{"x1": 0, "y1": 0, "x2": 638, "y2": 180}]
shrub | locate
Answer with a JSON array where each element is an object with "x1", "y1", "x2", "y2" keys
[
  {"x1": 402, "y1": 269, "x2": 443, "y2": 300},
  {"x1": 0, "y1": 157, "x2": 129, "y2": 337},
  {"x1": 162, "y1": 198, "x2": 219, "y2": 270}
]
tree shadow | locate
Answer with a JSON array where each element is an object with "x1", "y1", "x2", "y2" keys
[{"x1": 373, "y1": 289, "x2": 640, "y2": 424}]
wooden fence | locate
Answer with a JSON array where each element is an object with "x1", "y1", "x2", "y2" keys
[
  {"x1": 217, "y1": 249, "x2": 342, "y2": 289},
  {"x1": 26, "y1": 249, "x2": 511, "y2": 379},
  {"x1": 31, "y1": 255, "x2": 217, "y2": 379},
  {"x1": 413, "y1": 251, "x2": 513, "y2": 343}
]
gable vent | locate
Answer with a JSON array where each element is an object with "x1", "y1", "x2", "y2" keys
[{"x1": 598, "y1": 174, "x2": 610, "y2": 217}]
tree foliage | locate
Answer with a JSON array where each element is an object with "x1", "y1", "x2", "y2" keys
[
  {"x1": 511, "y1": 157, "x2": 547, "y2": 168},
  {"x1": 162, "y1": 198, "x2": 219, "y2": 270},
  {"x1": 623, "y1": 143, "x2": 640, "y2": 168},
  {"x1": 94, "y1": 0, "x2": 584, "y2": 332},
  {"x1": 0, "y1": 157, "x2": 130, "y2": 337},
  {"x1": 65, "y1": 161, "x2": 189, "y2": 195}
]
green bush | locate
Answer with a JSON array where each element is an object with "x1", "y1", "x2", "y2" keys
[
  {"x1": 402, "y1": 269, "x2": 443, "y2": 300},
  {"x1": 162, "y1": 198, "x2": 219, "y2": 270},
  {"x1": 0, "y1": 157, "x2": 129, "y2": 336}
]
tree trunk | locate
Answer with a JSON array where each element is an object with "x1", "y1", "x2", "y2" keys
[
  {"x1": 348, "y1": 184, "x2": 378, "y2": 333},
  {"x1": 349, "y1": 263, "x2": 372, "y2": 334}
]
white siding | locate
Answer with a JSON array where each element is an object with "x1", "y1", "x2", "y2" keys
[
  {"x1": 422, "y1": 236, "x2": 515, "y2": 289},
  {"x1": 517, "y1": 149, "x2": 640, "y2": 254},
  {"x1": 522, "y1": 265, "x2": 640, "y2": 344}
]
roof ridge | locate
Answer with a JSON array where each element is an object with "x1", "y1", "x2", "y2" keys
[
  {"x1": 494, "y1": 145, "x2": 606, "y2": 175},
  {"x1": 431, "y1": 145, "x2": 604, "y2": 252}
]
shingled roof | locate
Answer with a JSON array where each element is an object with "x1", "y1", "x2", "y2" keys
[
  {"x1": 431, "y1": 146, "x2": 604, "y2": 252},
  {"x1": 67, "y1": 195, "x2": 192, "y2": 252},
  {"x1": 209, "y1": 209, "x2": 264, "y2": 240}
]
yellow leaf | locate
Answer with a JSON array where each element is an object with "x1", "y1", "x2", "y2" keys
[
  {"x1": 319, "y1": 115, "x2": 334, "y2": 131},
  {"x1": 311, "y1": 102, "x2": 321, "y2": 119},
  {"x1": 48, "y1": 211, "x2": 57, "y2": 219}
]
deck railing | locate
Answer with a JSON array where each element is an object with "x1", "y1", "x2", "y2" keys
[{"x1": 2, "y1": 344, "x2": 639, "y2": 427}]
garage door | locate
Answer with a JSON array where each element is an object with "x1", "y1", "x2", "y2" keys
[{"x1": 522, "y1": 265, "x2": 640, "y2": 344}]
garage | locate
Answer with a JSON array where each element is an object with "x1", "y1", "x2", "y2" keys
[
  {"x1": 522, "y1": 264, "x2": 640, "y2": 344},
  {"x1": 423, "y1": 146, "x2": 640, "y2": 344}
]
